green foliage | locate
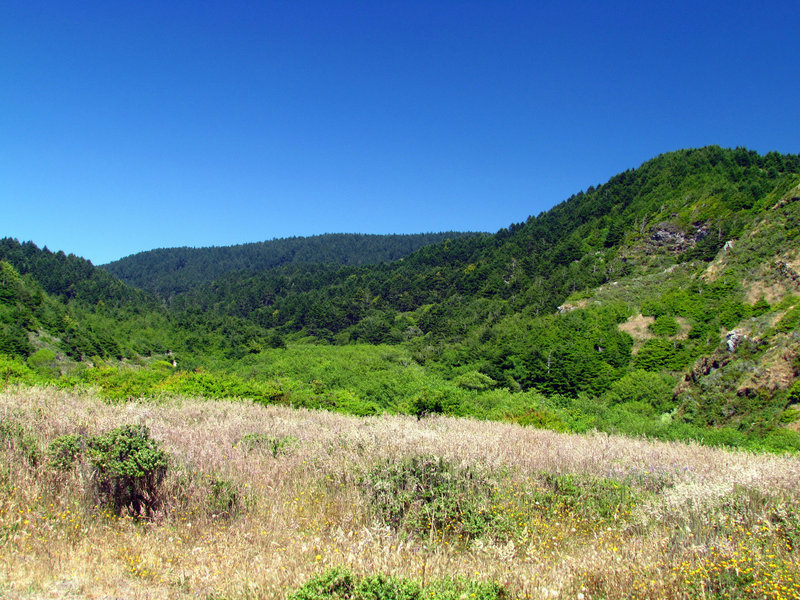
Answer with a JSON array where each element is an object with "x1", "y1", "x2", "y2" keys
[
  {"x1": 649, "y1": 315, "x2": 679, "y2": 336},
  {"x1": 363, "y1": 455, "x2": 497, "y2": 540},
  {"x1": 6, "y1": 147, "x2": 800, "y2": 455},
  {"x1": 86, "y1": 424, "x2": 168, "y2": 516},
  {"x1": 0, "y1": 321, "x2": 33, "y2": 357},
  {"x1": 0, "y1": 354, "x2": 37, "y2": 386},
  {"x1": 74, "y1": 365, "x2": 287, "y2": 406},
  {"x1": 532, "y1": 472, "x2": 640, "y2": 520},
  {"x1": 104, "y1": 232, "x2": 480, "y2": 297},
  {"x1": 317, "y1": 389, "x2": 381, "y2": 416},
  {"x1": 289, "y1": 568, "x2": 507, "y2": 600},
  {"x1": 47, "y1": 433, "x2": 84, "y2": 471},
  {"x1": 512, "y1": 406, "x2": 570, "y2": 431},
  {"x1": 409, "y1": 389, "x2": 460, "y2": 419},
  {"x1": 27, "y1": 348, "x2": 58, "y2": 377},
  {"x1": 634, "y1": 338, "x2": 689, "y2": 371},
  {"x1": 773, "y1": 305, "x2": 800, "y2": 334},
  {"x1": 604, "y1": 370, "x2": 676, "y2": 413},
  {"x1": 453, "y1": 370, "x2": 496, "y2": 390},
  {"x1": 207, "y1": 476, "x2": 240, "y2": 518},
  {"x1": 787, "y1": 380, "x2": 800, "y2": 406},
  {"x1": 82, "y1": 367, "x2": 169, "y2": 401}
]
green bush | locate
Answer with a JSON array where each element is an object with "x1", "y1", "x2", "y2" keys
[
  {"x1": 87, "y1": 424, "x2": 168, "y2": 516},
  {"x1": 27, "y1": 348, "x2": 58, "y2": 376},
  {"x1": 289, "y1": 567, "x2": 507, "y2": 600},
  {"x1": 634, "y1": 338, "x2": 688, "y2": 371},
  {"x1": 0, "y1": 354, "x2": 36, "y2": 387},
  {"x1": 453, "y1": 370, "x2": 496, "y2": 390},
  {"x1": 409, "y1": 389, "x2": 461, "y2": 419},
  {"x1": 47, "y1": 433, "x2": 84, "y2": 471},
  {"x1": 773, "y1": 305, "x2": 800, "y2": 334},
  {"x1": 649, "y1": 315, "x2": 679, "y2": 336},
  {"x1": 604, "y1": 369, "x2": 676, "y2": 413},
  {"x1": 363, "y1": 455, "x2": 496, "y2": 540},
  {"x1": 513, "y1": 407, "x2": 569, "y2": 431}
]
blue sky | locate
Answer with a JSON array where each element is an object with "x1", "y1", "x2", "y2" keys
[{"x1": 2, "y1": 1, "x2": 799, "y2": 265}]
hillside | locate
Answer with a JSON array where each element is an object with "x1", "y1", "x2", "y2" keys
[
  {"x1": 2, "y1": 387, "x2": 799, "y2": 599},
  {"x1": 173, "y1": 147, "x2": 800, "y2": 340},
  {"x1": 103, "y1": 232, "x2": 482, "y2": 297},
  {"x1": 3, "y1": 146, "x2": 800, "y2": 451}
]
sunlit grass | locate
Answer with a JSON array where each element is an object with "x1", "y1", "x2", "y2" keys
[{"x1": 1, "y1": 386, "x2": 799, "y2": 599}]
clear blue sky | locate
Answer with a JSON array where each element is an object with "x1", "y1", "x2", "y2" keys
[{"x1": 3, "y1": 1, "x2": 799, "y2": 265}]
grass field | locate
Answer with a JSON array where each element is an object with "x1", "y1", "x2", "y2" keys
[{"x1": 2, "y1": 387, "x2": 799, "y2": 599}]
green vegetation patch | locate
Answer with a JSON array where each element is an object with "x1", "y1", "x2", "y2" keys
[
  {"x1": 362, "y1": 455, "x2": 498, "y2": 541},
  {"x1": 47, "y1": 433, "x2": 84, "y2": 471},
  {"x1": 531, "y1": 472, "x2": 640, "y2": 521},
  {"x1": 46, "y1": 424, "x2": 170, "y2": 517},
  {"x1": 86, "y1": 424, "x2": 168, "y2": 516},
  {"x1": 289, "y1": 567, "x2": 507, "y2": 600}
]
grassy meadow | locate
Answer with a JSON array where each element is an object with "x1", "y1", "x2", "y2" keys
[{"x1": 2, "y1": 386, "x2": 800, "y2": 599}]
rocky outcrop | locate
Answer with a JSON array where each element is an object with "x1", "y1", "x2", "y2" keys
[{"x1": 647, "y1": 221, "x2": 709, "y2": 254}]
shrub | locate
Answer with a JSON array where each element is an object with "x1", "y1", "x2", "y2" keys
[
  {"x1": 0, "y1": 355, "x2": 35, "y2": 386},
  {"x1": 27, "y1": 348, "x2": 58, "y2": 376},
  {"x1": 604, "y1": 369, "x2": 676, "y2": 412},
  {"x1": 363, "y1": 455, "x2": 496, "y2": 540},
  {"x1": 47, "y1": 433, "x2": 84, "y2": 471},
  {"x1": 634, "y1": 338, "x2": 688, "y2": 371},
  {"x1": 87, "y1": 424, "x2": 168, "y2": 516},
  {"x1": 453, "y1": 370, "x2": 496, "y2": 390},
  {"x1": 409, "y1": 389, "x2": 461, "y2": 419},
  {"x1": 649, "y1": 315, "x2": 679, "y2": 336},
  {"x1": 289, "y1": 567, "x2": 507, "y2": 600}
]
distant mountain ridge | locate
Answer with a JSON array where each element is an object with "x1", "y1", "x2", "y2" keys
[{"x1": 102, "y1": 232, "x2": 482, "y2": 297}]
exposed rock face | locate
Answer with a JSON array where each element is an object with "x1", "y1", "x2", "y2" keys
[
  {"x1": 686, "y1": 356, "x2": 726, "y2": 381},
  {"x1": 647, "y1": 221, "x2": 709, "y2": 254},
  {"x1": 726, "y1": 329, "x2": 745, "y2": 353}
]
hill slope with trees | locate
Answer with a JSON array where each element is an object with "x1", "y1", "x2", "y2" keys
[
  {"x1": 3, "y1": 146, "x2": 800, "y2": 451},
  {"x1": 102, "y1": 232, "x2": 482, "y2": 297}
]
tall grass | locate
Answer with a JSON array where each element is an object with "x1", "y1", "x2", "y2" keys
[{"x1": 1, "y1": 386, "x2": 799, "y2": 599}]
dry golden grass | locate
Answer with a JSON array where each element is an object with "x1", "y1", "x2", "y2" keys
[
  {"x1": 2, "y1": 386, "x2": 799, "y2": 599},
  {"x1": 617, "y1": 314, "x2": 655, "y2": 352}
]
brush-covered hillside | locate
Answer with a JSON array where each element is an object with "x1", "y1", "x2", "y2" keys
[{"x1": 3, "y1": 145, "x2": 800, "y2": 451}]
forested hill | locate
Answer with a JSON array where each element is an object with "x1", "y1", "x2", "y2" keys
[
  {"x1": 102, "y1": 232, "x2": 482, "y2": 297},
  {"x1": 5, "y1": 145, "x2": 800, "y2": 452},
  {"x1": 0, "y1": 238, "x2": 152, "y2": 309},
  {"x1": 174, "y1": 146, "x2": 800, "y2": 341}
]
